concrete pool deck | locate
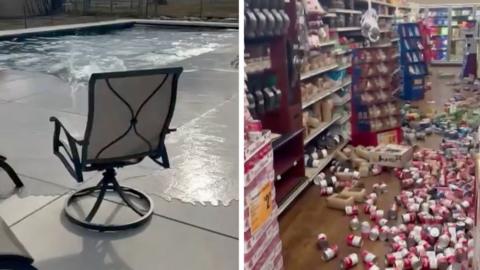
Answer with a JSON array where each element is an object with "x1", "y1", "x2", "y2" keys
[{"x1": 0, "y1": 23, "x2": 238, "y2": 269}]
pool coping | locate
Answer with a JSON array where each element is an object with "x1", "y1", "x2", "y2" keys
[{"x1": 0, "y1": 19, "x2": 238, "y2": 40}]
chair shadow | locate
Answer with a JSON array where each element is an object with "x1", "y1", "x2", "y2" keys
[{"x1": 33, "y1": 203, "x2": 150, "y2": 270}]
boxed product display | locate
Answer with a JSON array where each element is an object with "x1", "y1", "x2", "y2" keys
[{"x1": 369, "y1": 144, "x2": 413, "y2": 168}]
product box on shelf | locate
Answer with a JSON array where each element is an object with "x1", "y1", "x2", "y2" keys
[{"x1": 370, "y1": 144, "x2": 413, "y2": 168}]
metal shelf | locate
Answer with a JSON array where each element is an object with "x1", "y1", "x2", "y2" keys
[
  {"x1": 329, "y1": 8, "x2": 362, "y2": 14},
  {"x1": 336, "y1": 63, "x2": 352, "y2": 71},
  {"x1": 300, "y1": 64, "x2": 338, "y2": 81},
  {"x1": 302, "y1": 80, "x2": 352, "y2": 109},
  {"x1": 278, "y1": 140, "x2": 349, "y2": 215},
  {"x1": 333, "y1": 27, "x2": 362, "y2": 32},
  {"x1": 313, "y1": 40, "x2": 337, "y2": 48},
  {"x1": 303, "y1": 115, "x2": 342, "y2": 145}
]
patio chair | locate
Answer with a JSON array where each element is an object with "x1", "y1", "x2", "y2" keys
[
  {"x1": 0, "y1": 216, "x2": 34, "y2": 269},
  {"x1": 0, "y1": 155, "x2": 23, "y2": 188},
  {"x1": 50, "y1": 67, "x2": 183, "y2": 231}
]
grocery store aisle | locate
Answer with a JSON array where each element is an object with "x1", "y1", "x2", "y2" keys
[{"x1": 278, "y1": 67, "x2": 459, "y2": 269}]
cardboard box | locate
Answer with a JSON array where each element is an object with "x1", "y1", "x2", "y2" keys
[
  {"x1": 340, "y1": 187, "x2": 367, "y2": 203},
  {"x1": 327, "y1": 194, "x2": 354, "y2": 210},
  {"x1": 370, "y1": 144, "x2": 413, "y2": 168}
]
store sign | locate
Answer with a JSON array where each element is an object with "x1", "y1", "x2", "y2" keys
[
  {"x1": 377, "y1": 130, "x2": 398, "y2": 145},
  {"x1": 249, "y1": 181, "x2": 274, "y2": 234}
]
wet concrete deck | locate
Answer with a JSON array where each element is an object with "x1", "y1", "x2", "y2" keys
[{"x1": 0, "y1": 28, "x2": 238, "y2": 269}]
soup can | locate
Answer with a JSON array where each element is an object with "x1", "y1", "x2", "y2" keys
[
  {"x1": 321, "y1": 245, "x2": 338, "y2": 262},
  {"x1": 340, "y1": 253, "x2": 359, "y2": 269}
]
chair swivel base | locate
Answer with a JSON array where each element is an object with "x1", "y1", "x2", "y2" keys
[{"x1": 64, "y1": 168, "x2": 153, "y2": 232}]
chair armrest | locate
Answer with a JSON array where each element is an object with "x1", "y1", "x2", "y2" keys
[
  {"x1": 49, "y1": 117, "x2": 84, "y2": 145},
  {"x1": 167, "y1": 127, "x2": 177, "y2": 133}
]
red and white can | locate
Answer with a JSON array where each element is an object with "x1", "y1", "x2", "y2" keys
[
  {"x1": 368, "y1": 192, "x2": 378, "y2": 202},
  {"x1": 385, "y1": 249, "x2": 408, "y2": 266},
  {"x1": 388, "y1": 203, "x2": 398, "y2": 220},
  {"x1": 444, "y1": 247, "x2": 456, "y2": 264},
  {"x1": 436, "y1": 233, "x2": 450, "y2": 250},
  {"x1": 320, "y1": 187, "x2": 334, "y2": 195},
  {"x1": 369, "y1": 226, "x2": 380, "y2": 241},
  {"x1": 321, "y1": 244, "x2": 338, "y2": 261},
  {"x1": 317, "y1": 233, "x2": 329, "y2": 250},
  {"x1": 346, "y1": 234, "x2": 363, "y2": 247},
  {"x1": 345, "y1": 205, "x2": 359, "y2": 216},
  {"x1": 379, "y1": 182, "x2": 388, "y2": 193},
  {"x1": 350, "y1": 216, "x2": 360, "y2": 231},
  {"x1": 364, "y1": 204, "x2": 377, "y2": 215},
  {"x1": 372, "y1": 209, "x2": 384, "y2": 221},
  {"x1": 379, "y1": 226, "x2": 390, "y2": 241},
  {"x1": 362, "y1": 250, "x2": 377, "y2": 264},
  {"x1": 402, "y1": 213, "x2": 416, "y2": 223},
  {"x1": 340, "y1": 253, "x2": 359, "y2": 269},
  {"x1": 361, "y1": 221, "x2": 371, "y2": 238}
]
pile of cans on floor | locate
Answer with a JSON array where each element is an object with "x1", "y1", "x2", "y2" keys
[
  {"x1": 316, "y1": 137, "x2": 478, "y2": 269},
  {"x1": 390, "y1": 142, "x2": 477, "y2": 269}
]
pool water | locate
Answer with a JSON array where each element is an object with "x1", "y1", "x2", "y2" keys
[{"x1": 0, "y1": 25, "x2": 235, "y2": 91}]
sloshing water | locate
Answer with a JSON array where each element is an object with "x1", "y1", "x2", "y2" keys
[{"x1": 0, "y1": 25, "x2": 235, "y2": 91}]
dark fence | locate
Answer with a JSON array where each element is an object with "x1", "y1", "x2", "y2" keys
[{"x1": 64, "y1": 0, "x2": 238, "y2": 18}]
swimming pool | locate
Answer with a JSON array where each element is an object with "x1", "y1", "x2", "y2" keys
[{"x1": 0, "y1": 24, "x2": 236, "y2": 91}]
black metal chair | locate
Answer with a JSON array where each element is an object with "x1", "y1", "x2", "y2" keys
[
  {"x1": 0, "y1": 216, "x2": 35, "y2": 269},
  {"x1": 0, "y1": 155, "x2": 23, "y2": 188},
  {"x1": 50, "y1": 67, "x2": 183, "y2": 231}
]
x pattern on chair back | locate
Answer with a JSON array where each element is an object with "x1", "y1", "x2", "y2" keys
[{"x1": 84, "y1": 68, "x2": 182, "y2": 164}]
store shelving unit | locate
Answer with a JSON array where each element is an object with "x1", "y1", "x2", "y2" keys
[
  {"x1": 420, "y1": 4, "x2": 478, "y2": 64},
  {"x1": 274, "y1": 0, "x2": 410, "y2": 214},
  {"x1": 350, "y1": 46, "x2": 403, "y2": 146},
  {"x1": 245, "y1": 1, "x2": 306, "y2": 211},
  {"x1": 398, "y1": 23, "x2": 429, "y2": 100}
]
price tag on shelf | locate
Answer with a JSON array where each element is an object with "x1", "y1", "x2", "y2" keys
[
  {"x1": 377, "y1": 130, "x2": 398, "y2": 145},
  {"x1": 248, "y1": 181, "x2": 274, "y2": 234}
]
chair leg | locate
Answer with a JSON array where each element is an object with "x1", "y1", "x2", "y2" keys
[
  {"x1": 0, "y1": 155, "x2": 23, "y2": 188},
  {"x1": 64, "y1": 168, "x2": 154, "y2": 232}
]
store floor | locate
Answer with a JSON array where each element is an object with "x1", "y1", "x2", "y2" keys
[
  {"x1": 279, "y1": 66, "x2": 460, "y2": 270},
  {"x1": 0, "y1": 36, "x2": 238, "y2": 269}
]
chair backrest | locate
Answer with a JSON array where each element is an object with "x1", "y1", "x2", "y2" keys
[{"x1": 83, "y1": 67, "x2": 182, "y2": 163}]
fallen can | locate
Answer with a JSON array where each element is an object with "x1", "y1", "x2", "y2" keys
[
  {"x1": 362, "y1": 250, "x2": 377, "y2": 264},
  {"x1": 340, "y1": 253, "x2": 359, "y2": 269},
  {"x1": 402, "y1": 213, "x2": 416, "y2": 223},
  {"x1": 316, "y1": 233, "x2": 329, "y2": 250},
  {"x1": 379, "y1": 226, "x2": 390, "y2": 241},
  {"x1": 350, "y1": 216, "x2": 360, "y2": 231},
  {"x1": 346, "y1": 234, "x2": 363, "y2": 247},
  {"x1": 321, "y1": 244, "x2": 338, "y2": 262},
  {"x1": 361, "y1": 221, "x2": 371, "y2": 238},
  {"x1": 345, "y1": 205, "x2": 359, "y2": 216}
]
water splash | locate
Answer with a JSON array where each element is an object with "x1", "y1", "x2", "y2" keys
[{"x1": 0, "y1": 26, "x2": 235, "y2": 92}]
